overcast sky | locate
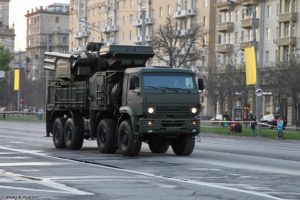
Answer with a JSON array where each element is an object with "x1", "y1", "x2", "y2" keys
[{"x1": 9, "y1": 0, "x2": 69, "y2": 51}]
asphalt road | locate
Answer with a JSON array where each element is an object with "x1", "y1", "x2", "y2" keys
[{"x1": 0, "y1": 121, "x2": 300, "y2": 200}]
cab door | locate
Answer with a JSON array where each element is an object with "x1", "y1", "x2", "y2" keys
[{"x1": 127, "y1": 74, "x2": 143, "y2": 115}]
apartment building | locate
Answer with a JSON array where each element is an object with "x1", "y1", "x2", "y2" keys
[
  {"x1": 0, "y1": 0, "x2": 15, "y2": 52},
  {"x1": 216, "y1": 0, "x2": 299, "y2": 123},
  {"x1": 25, "y1": 3, "x2": 69, "y2": 80}
]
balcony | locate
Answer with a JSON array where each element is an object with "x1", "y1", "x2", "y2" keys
[
  {"x1": 0, "y1": 28, "x2": 15, "y2": 37},
  {"x1": 75, "y1": 31, "x2": 89, "y2": 39},
  {"x1": 102, "y1": 25, "x2": 118, "y2": 33},
  {"x1": 175, "y1": 29, "x2": 195, "y2": 37},
  {"x1": 174, "y1": 9, "x2": 197, "y2": 18},
  {"x1": 216, "y1": 44, "x2": 233, "y2": 54},
  {"x1": 240, "y1": 0, "x2": 258, "y2": 6},
  {"x1": 217, "y1": 22, "x2": 234, "y2": 32},
  {"x1": 145, "y1": 17, "x2": 154, "y2": 25},
  {"x1": 278, "y1": 12, "x2": 297, "y2": 23},
  {"x1": 216, "y1": 1, "x2": 235, "y2": 12},
  {"x1": 133, "y1": 19, "x2": 143, "y2": 27},
  {"x1": 241, "y1": 18, "x2": 259, "y2": 29},
  {"x1": 277, "y1": 37, "x2": 297, "y2": 46},
  {"x1": 134, "y1": 36, "x2": 143, "y2": 44},
  {"x1": 240, "y1": 41, "x2": 256, "y2": 50},
  {"x1": 145, "y1": 35, "x2": 152, "y2": 42}
]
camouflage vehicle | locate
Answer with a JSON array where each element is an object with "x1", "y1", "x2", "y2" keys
[{"x1": 45, "y1": 42, "x2": 204, "y2": 156}]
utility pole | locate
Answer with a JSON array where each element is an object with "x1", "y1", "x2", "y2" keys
[{"x1": 251, "y1": 5, "x2": 261, "y2": 133}]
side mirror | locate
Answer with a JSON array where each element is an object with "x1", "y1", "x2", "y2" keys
[{"x1": 198, "y1": 78, "x2": 204, "y2": 91}]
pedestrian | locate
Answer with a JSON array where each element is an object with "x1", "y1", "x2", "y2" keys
[
  {"x1": 250, "y1": 117, "x2": 257, "y2": 136},
  {"x1": 277, "y1": 118, "x2": 284, "y2": 139}
]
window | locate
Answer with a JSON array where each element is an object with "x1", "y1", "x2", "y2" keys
[
  {"x1": 276, "y1": 3, "x2": 280, "y2": 16},
  {"x1": 130, "y1": 0, "x2": 133, "y2": 7},
  {"x1": 266, "y1": 5, "x2": 271, "y2": 17},
  {"x1": 265, "y1": 51, "x2": 269, "y2": 63},
  {"x1": 63, "y1": 36, "x2": 67, "y2": 43},
  {"x1": 159, "y1": 7, "x2": 163, "y2": 17},
  {"x1": 203, "y1": 16, "x2": 206, "y2": 27},
  {"x1": 283, "y1": 46, "x2": 289, "y2": 61},
  {"x1": 284, "y1": 23, "x2": 290, "y2": 36},
  {"x1": 235, "y1": 10, "x2": 239, "y2": 22},
  {"x1": 266, "y1": 28, "x2": 271, "y2": 40},
  {"x1": 167, "y1": 5, "x2": 171, "y2": 15},
  {"x1": 55, "y1": 16, "x2": 59, "y2": 23},
  {"x1": 129, "y1": 31, "x2": 132, "y2": 40},
  {"x1": 285, "y1": 0, "x2": 291, "y2": 12},
  {"x1": 235, "y1": 32, "x2": 238, "y2": 43}
]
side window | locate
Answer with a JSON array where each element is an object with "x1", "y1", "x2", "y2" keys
[{"x1": 129, "y1": 76, "x2": 140, "y2": 90}]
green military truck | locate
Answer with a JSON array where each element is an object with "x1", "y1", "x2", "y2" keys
[{"x1": 45, "y1": 43, "x2": 203, "y2": 156}]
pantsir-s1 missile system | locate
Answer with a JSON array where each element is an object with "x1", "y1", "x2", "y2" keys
[{"x1": 45, "y1": 42, "x2": 203, "y2": 156}]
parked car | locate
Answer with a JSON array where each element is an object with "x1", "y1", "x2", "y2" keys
[
  {"x1": 210, "y1": 114, "x2": 223, "y2": 121},
  {"x1": 260, "y1": 114, "x2": 287, "y2": 129}
]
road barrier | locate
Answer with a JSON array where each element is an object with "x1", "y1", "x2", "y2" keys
[{"x1": 0, "y1": 111, "x2": 44, "y2": 120}]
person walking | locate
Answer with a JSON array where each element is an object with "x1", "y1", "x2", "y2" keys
[
  {"x1": 250, "y1": 117, "x2": 257, "y2": 136},
  {"x1": 277, "y1": 118, "x2": 284, "y2": 139}
]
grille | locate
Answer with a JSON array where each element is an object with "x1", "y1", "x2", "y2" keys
[
  {"x1": 156, "y1": 106, "x2": 190, "y2": 114},
  {"x1": 162, "y1": 120, "x2": 185, "y2": 127}
]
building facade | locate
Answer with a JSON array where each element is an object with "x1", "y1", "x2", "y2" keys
[
  {"x1": 0, "y1": 0, "x2": 15, "y2": 52},
  {"x1": 215, "y1": 0, "x2": 299, "y2": 124},
  {"x1": 69, "y1": 0, "x2": 215, "y2": 115},
  {"x1": 25, "y1": 3, "x2": 69, "y2": 80}
]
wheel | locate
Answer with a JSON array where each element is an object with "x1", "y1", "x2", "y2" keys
[
  {"x1": 117, "y1": 120, "x2": 141, "y2": 156},
  {"x1": 64, "y1": 118, "x2": 84, "y2": 150},
  {"x1": 96, "y1": 119, "x2": 117, "y2": 154},
  {"x1": 171, "y1": 135, "x2": 195, "y2": 156},
  {"x1": 148, "y1": 136, "x2": 169, "y2": 153},
  {"x1": 52, "y1": 117, "x2": 66, "y2": 149}
]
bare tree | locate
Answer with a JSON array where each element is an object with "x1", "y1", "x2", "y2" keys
[{"x1": 151, "y1": 17, "x2": 207, "y2": 68}]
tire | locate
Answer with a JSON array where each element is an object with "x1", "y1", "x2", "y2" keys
[
  {"x1": 96, "y1": 119, "x2": 117, "y2": 154},
  {"x1": 64, "y1": 118, "x2": 84, "y2": 150},
  {"x1": 148, "y1": 136, "x2": 169, "y2": 153},
  {"x1": 171, "y1": 135, "x2": 195, "y2": 156},
  {"x1": 52, "y1": 117, "x2": 66, "y2": 149},
  {"x1": 118, "y1": 120, "x2": 141, "y2": 156}
]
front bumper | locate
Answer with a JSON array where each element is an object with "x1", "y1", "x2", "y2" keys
[{"x1": 137, "y1": 118, "x2": 200, "y2": 135}]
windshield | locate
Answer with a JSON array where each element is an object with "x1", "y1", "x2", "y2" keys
[{"x1": 143, "y1": 73, "x2": 195, "y2": 90}]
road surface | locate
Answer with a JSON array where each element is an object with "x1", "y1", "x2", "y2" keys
[{"x1": 0, "y1": 121, "x2": 299, "y2": 200}]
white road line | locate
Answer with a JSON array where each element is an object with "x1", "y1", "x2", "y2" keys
[
  {"x1": 0, "y1": 185, "x2": 85, "y2": 194},
  {"x1": 0, "y1": 162, "x2": 65, "y2": 167},
  {"x1": 0, "y1": 145, "x2": 285, "y2": 200},
  {"x1": 3, "y1": 171, "x2": 93, "y2": 196}
]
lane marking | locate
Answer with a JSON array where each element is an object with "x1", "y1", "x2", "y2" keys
[
  {"x1": 0, "y1": 162, "x2": 65, "y2": 167},
  {"x1": 0, "y1": 145, "x2": 285, "y2": 200},
  {"x1": 3, "y1": 171, "x2": 93, "y2": 196},
  {"x1": 0, "y1": 185, "x2": 84, "y2": 194}
]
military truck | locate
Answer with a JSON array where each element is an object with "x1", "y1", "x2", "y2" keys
[{"x1": 44, "y1": 42, "x2": 203, "y2": 156}]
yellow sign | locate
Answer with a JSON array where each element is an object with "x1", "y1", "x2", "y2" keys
[
  {"x1": 14, "y1": 69, "x2": 20, "y2": 91},
  {"x1": 245, "y1": 46, "x2": 257, "y2": 85}
]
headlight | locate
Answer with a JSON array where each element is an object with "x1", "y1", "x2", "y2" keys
[
  {"x1": 191, "y1": 107, "x2": 198, "y2": 114},
  {"x1": 148, "y1": 107, "x2": 155, "y2": 114}
]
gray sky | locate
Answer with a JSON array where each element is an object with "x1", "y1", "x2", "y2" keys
[{"x1": 9, "y1": 0, "x2": 69, "y2": 51}]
